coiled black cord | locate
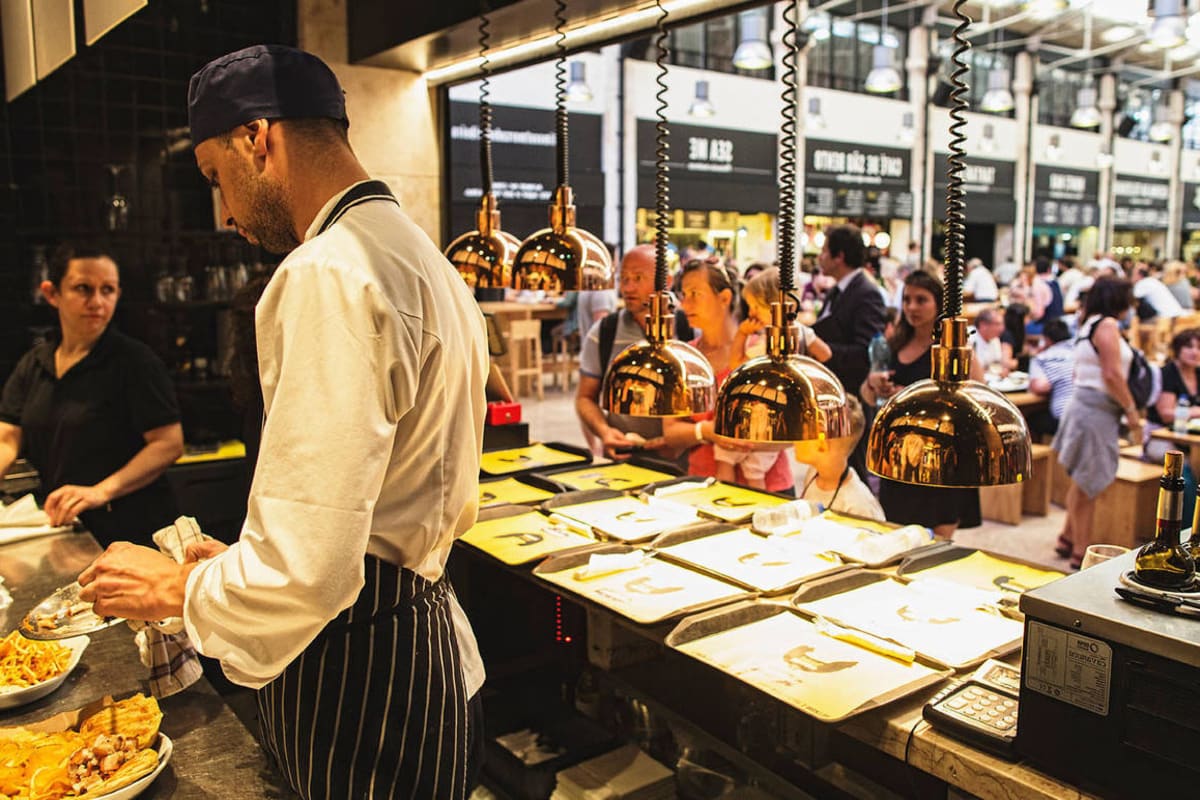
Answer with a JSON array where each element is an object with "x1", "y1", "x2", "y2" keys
[
  {"x1": 943, "y1": 0, "x2": 971, "y2": 319},
  {"x1": 478, "y1": 7, "x2": 494, "y2": 196},
  {"x1": 778, "y1": 0, "x2": 798, "y2": 303},
  {"x1": 555, "y1": 0, "x2": 569, "y2": 189},
  {"x1": 653, "y1": 0, "x2": 670, "y2": 290}
]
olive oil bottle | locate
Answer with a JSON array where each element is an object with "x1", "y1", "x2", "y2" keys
[{"x1": 1134, "y1": 451, "x2": 1195, "y2": 590}]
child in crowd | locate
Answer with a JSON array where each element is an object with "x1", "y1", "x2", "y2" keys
[
  {"x1": 715, "y1": 268, "x2": 832, "y2": 489},
  {"x1": 792, "y1": 397, "x2": 885, "y2": 521}
]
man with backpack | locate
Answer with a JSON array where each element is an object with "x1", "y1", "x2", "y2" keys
[{"x1": 576, "y1": 244, "x2": 691, "y2": 460}]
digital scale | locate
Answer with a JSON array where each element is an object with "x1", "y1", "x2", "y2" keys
[{"x1": 1017, "y1": 550, "x2": 1200, "y2": 797}]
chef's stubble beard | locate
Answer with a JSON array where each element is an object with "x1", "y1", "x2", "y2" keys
[{"x1": 241, "y1": 172, "x2": 300, "y2": 255}]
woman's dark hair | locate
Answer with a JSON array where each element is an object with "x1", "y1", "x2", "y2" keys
[
  {"x1": 1083, "y1": 276, "x2": 1134, "y2": 320},
  {"x1": 888, "y1": 270, "x2": 943, "y2": 352},
  {"x1": 1170, "y1": 328, "x2": 1200, "y2": 360},
  {"x1": 48, "y1": 241, "x2": 118, "y2": 286},
  {"x1": 1004, "y1": 302, "x2": 1029, "y2": 357},
  {"x1": 682, "y1": 257, "x2": 739, "y2": 317}
]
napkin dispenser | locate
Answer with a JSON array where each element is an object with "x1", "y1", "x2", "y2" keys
[{"x1": 1016, "y1": 550, "x2": 1200, "y2": 797}]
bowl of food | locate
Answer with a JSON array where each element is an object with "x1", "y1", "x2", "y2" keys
[{"x1": 0, "y1": 630, "x2": 88, "y2": 710}]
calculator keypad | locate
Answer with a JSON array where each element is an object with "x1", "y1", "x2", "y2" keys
[{"x1": 937, "y1": 685, "x2": 1018, "y2": 732}]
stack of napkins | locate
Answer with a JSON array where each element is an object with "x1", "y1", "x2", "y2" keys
[
  {"x1": 552, "y1": 745, "x2": 674, "y2": 800},
  {"x1": 0, "y1": 494, "x2": 50, "y2": 527}
]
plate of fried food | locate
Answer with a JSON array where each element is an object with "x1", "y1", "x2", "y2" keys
[
  {"x1": 0, "y1": 630, "x2": 89, "y2": 710},
  {"x1": 0, "y1": 693, "x2": 170, "y2": 799}
]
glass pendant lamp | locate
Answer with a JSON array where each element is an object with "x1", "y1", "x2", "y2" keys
[
  {"x1": 714, "y1": 0, "x2": 850, "y2": 446},
  {"x1": 511, "y1": 1, "x2": 612, "y2": 293},
  {"x1": 866, "y1": 0, "x2": 1032, "y2": 487},
  {"x1": 602, "y1": 0, "x2": 715, "y2": 418},
  {"x1": 443, "y1": 11, "x2": 520, "y2": 293}
]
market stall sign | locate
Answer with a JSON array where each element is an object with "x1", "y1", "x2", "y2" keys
[
  {"x1": 1184, "y1": 183, "x2": 1200, "y2": 232},
  {"x1": 448, "y1": 101, "x2": 604, "y2": 237},
  {"x1": 933, "y1": 155, "x2": 1015, "y2": 224},
  {"x1": 635, "y1": 120, "x2": 777, "y2": 215},
  {"x1": 804, "y1": 139, "x2": 913, "y2": 219},
  {"x1": 1112, "y1": 175, "x2": 1170, "y2": 231},
  {"x1": 1032, "y1": 167, "x2": 1099, "y2": 228}
]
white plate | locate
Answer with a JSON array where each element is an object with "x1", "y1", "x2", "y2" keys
[
  {"x1": 92, "y1": 733, "x2": 173, "y2": 800},
  {"x1": 0, "y1": 635, "x2": 89, "y2": 710}
]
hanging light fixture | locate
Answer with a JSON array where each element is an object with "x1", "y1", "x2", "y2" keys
[
  {"x1": 1149, "y1": 0, "x2": 1187, "y2": 50},
  {"x1": 1070, "y1": 82, "x2": 1102, "y2": 128},
  {"x1": 980, "y1": 67, "x2": 1014, "y2": 113},
  {"x1": 733, "y1": 9, "x2": 773, "y2": 70},
  {"x1": 689, "y1": 80, "x2": 716, "y2": 117},
  {"x1": 865, "y1": 1, "x2": 901, "y2": 94},
  {"x1": 602, "y1": 0, "x2": 715, "y2": 418},
  {"x1": 443, "y1": 11, "x2": 520, "y2": 293},
  {"x1": 1149, "y1": 102, "x2": 1174, "y2": 142},
  {"x1": 714, "y1": 0, "x2": 850, "y2": 447},
  {"x1": 511, "y1": 0, "x2": 613, "y2": 293},
  {"x1": 866, "y1": 0, "x2": 1032, "y2": 488},
  {"x1": 565, "y1": 60, "x2": 593, "y2": 102},
  {"x1": 1022, "y1": 0, "x2": 1066, "y2": 21}
]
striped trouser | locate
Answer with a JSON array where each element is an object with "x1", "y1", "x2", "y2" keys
[{"x1": 256, "y1": 557, "x2": 471, "y2": 800}]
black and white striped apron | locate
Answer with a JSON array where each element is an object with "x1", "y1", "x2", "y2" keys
[
  {"x1": 255, "y1": 182, "x2": 480, "y2": 799},
  {"x1": 256, "y1": 556, "x2": 474, "y2": 799}
]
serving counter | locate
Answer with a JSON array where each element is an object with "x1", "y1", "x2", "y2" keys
[{"x1": 0, "y1": 530, "x2": 294, "y2": 799}]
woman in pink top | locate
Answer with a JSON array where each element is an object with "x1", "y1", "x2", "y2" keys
[{"x1": 660, "y1": 258, "x2": 794, "y2": 493}]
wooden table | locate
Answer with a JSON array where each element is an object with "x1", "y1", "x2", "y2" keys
[
  {"x1": 1149, "y1": 427, "x2": 1200, "y2": 477},
  {"x1": 0, "y1": 531, "x2": 295, "y2": 799},
  {"x1": 478, "y1": 300, "x2": 569, "y2": 397},
  {"x1": 1005, "y1": 391, "x2": 1049, "y2": 415}
]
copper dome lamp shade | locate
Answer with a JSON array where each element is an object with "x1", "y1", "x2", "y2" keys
[
  {"x1": 601, "y1": 0, "x2": 715, "y2": 418},
  {"x1": 510, "y1": 1, "x2": 612, "y2": 294},
  {"x1": 866, "y1": 0, "x2": 1032, "y2": 487},
  {"x1": 443, "y1": 11, "x2": 520, "y2": 292},
  {"x1": 713, "y1": 0, "x2": 850, "y2": 446}
]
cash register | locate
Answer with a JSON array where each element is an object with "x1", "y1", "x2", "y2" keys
[{"x1": 1017, "y1": 549, "x2": 1200, "y2": 797}]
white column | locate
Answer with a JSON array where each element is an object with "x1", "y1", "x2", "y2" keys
[
  {"x1": 792, "y1": 1, "x2": 808, "y2": 258},
  {"x1": 1098, "y1": 72, "x2": 1117, "y2": 255},
  {"x1": 1168, "y1": 88, "x2": 1186, "y2": 259},
  {"x1": 907, "y1": 24, "x2": 929, "y2": 258},
  {"x1": 1012, "y1": 51, "x2": 1033, "y2": 263}
]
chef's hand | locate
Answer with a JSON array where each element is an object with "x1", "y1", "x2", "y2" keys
[
  {"x1": 599, "y1": 426, "x2": 636, "y2": 460},
  {"x1": 77, "y1": 542, "x2": 196, "y2": 621},
  {"x1": 184, "y1": 540, "x2": 229, "y2": 562},
  {"x1": 44, "y1": 484, "x2": 110, "y2": 526}
]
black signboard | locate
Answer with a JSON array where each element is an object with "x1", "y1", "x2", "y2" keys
[
  {"x1": 635, "y1": 120, "x2": 777, "y2": 214},
  {"x1": 1184, "y1": 183, "x2": 1200, "y2": 232},
  {"x1": 932, "y1": 155, "x2": 1016, "y2": 224},
  {"x1": 1032, "y1": 166, "x2": 1100, "y2": 228},
  {"x1": 804, "y1": 139, "x2": 913, "y2": 219},
  {"x1": 447, "y1": 101, "x2": 605, "y2": 240},
  {"x1": 1112, "y1": 174, "x2": 1170, "y2": 230}
]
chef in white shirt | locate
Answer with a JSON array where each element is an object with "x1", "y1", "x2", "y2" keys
[{"x1": 78, "y1": 45, "x2": 487, "y2": 800}]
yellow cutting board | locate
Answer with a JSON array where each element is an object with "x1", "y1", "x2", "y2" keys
[
  {"x1": 548, "y1": 463, "x2": 676, "y2": 492},
  {"x1": 653, "y1": 481, "x2": 787, "y2": 522},
  {"x1": 479, "y1": 478, "x2": 555, "y2": 507},
  {"x1": 460, "y1": 511, "x2": 595, "y2": 564},
  {"x1": 480, "y1": 444, "x2": 588, "y2": 476}
]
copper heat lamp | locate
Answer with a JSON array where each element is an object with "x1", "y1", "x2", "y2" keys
[
  {"x1": 713, "y1": 0, "x2": 850, "y2": 446},
  {"x1": 443, "y1": 11, "x2": 519, "y2": 291},
  {"x1": 866, "y1": 0, "x2": 1032, "y2": 486},
  {"x1": 601, "y1": 0, "x2": 715, "y2": 417}
]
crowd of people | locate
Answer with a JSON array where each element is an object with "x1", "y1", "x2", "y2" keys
[{"x1": 571, "y1": 224, "x2": 1200, "y2": 567}]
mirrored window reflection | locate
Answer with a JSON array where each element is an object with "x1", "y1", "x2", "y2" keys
[
  {"x1": 807, "y1": 14, "x2": 908, "y2": 100},
  {"x1": 930, "y1": 39, "x2": 1014, "y2": 117},
  {"x1": 1184, "y1": 79, "x2": 1200, "y2": 151},
  {"x1": 1115, "y1": 82, "x2": 1167, "y2": 142},
  {"x1": 628, "y1": 8, "x2": 774, "y2": 81}
]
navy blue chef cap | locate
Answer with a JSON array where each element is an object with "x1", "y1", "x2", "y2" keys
[{"x1": 188, "y1": 44, "x2": 348, "y2": 146}]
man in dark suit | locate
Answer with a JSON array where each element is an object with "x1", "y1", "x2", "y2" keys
[{"x1": 813, "y1": 223, "x2": 886, "y2": 398}]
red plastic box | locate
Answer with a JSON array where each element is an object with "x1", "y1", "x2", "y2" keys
[{"x1": 487, "y1": 401, "x2": 522, "y2": 426}]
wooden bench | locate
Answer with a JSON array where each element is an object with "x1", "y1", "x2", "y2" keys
[
  {"x1": 1052, "y1": 456, "x2": 1160, "y2": 548},
  {"x1": 979, "y1": 443, "x2": 1053, "y2": 524}
]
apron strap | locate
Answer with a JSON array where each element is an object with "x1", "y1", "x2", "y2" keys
[{"x1": 316, "y1": 180, "x2": 397, "y2": 235}]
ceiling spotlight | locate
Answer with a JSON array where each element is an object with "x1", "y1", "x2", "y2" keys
[
  {"x1": 1170, "y1": 43, "x2": 1200, "y2": 62},
  {"x1": 689, "y1": 80, "x2": 715, "y2": 117},
  {"x1": 565, "y1": 61, "x2": 593, "y2": 103},
  {"x1": 1023, "y1": 0, "x2": 1067, "y2": 22},
  {"x1": 1150, "y1": 0, "x2": 1187, "y2": 50},
  {"x1": 733, "y1": 10, "x2": 773, "y2": 70},
  {"x1": 980, "y1": 67, "x2": 1014, "y2": 113},
  {"x1": 1101, "y1": 25, "x2": 1139, "y2": 43},
  {"x1": 865, "y1": 45, "x2": 902, "y2": 93},
  {"x1": 1069, "y1": 83, "x2": 1102, "y2": 128}
]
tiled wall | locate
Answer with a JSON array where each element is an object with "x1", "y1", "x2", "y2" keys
[{"x1": 0, "y1": 0, "x2": 296, "y2": 378}]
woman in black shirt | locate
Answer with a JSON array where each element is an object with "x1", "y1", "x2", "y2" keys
[
  {"x1": 1145, "y1": 328, "x2": 1200, "y2": 463},
  {"x1": 861, "y1": 270, "x2": 983, "y2": 537},
  {"x1": 0, "y1": 243, "x2": 183, "y2": 545}
]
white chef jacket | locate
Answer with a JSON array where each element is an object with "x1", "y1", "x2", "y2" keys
[{"x1": 183, "y1": 182, "x2": 489, "y2": 692}]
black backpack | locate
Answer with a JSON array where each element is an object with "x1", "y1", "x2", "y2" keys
[
  {"x1": 598, "y1": 308, "x2": 693, "y2": 369},
  {"x1": 1085, "y1": 317, "x2": 1155, "y2": 409}
]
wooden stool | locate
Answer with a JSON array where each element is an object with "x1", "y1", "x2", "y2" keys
[
  {"x1": 1021, "y1": 443, "x2": 1053, "y2": 516},
  {"x1": 1051, "y1": 455, "x2": 1071, "y2": 508},
  {"x1": 979, "y1": 483, "x2": 1022, "y2": 525},
  {"x1": 1093, "y1": 458, "x2": 1162, "y2": 549},
  {"x1": 551, "y1": 329, "x2": 580, "y2": 391},
  {"x1": 508, "y1": 318, "x2": 544, "y2": 400}
]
